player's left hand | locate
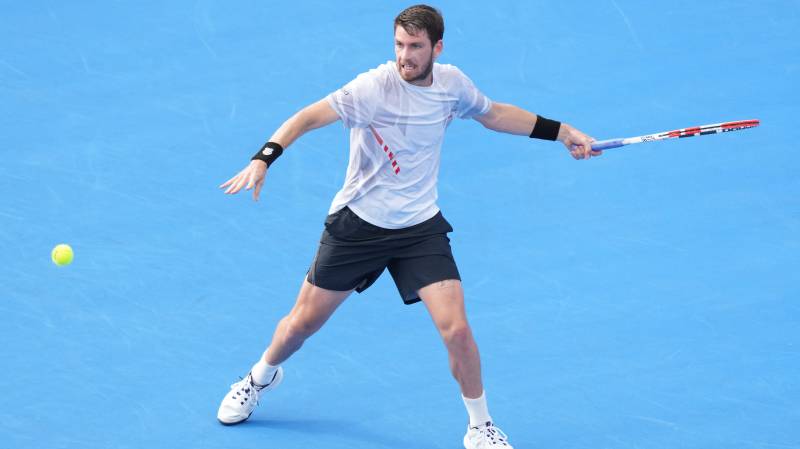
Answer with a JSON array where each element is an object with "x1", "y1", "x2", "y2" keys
[
  {"x1": 219, "y1": 160, "x2": 268, "y2": 201},
  {"x1": 558, "y1": 124, "x2": 602, "y2": 160}
]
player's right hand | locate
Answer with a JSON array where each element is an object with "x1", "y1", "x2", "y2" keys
[
  {"x1": 558, "y1": 123, "x2": 601, "y2": 160},
  {"x1": 219, "y1": 160, "x2": 268, "y2": 201}
]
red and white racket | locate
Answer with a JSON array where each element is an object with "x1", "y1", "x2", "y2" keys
[{"x1": 591, "y1": 119, "x2": 760, "y2": 151}]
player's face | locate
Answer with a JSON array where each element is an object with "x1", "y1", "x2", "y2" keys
[{"x1": 394, "y1": 26, "x2": 442, "y2": 86}]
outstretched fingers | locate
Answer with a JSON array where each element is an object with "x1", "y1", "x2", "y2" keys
[
  {"x1": 224, "y1": 170, "x2": 248, "y2": 194},
  {"x1": 253, "y1": 177, "x2": 264, "y2": 201},
  {"x1": 219, "y1": 175, "x2": 236, "y2": 190},
  {"x1": 245, "y1": 169, "x2": 257, "y2": 190},
  {"x1": 220, "y1": 162, "x2": 268, "y2": 200}
]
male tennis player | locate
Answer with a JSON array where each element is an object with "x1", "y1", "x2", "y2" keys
[{"x1": 217, "y1": 4, "x2": 599, "y2": 448}]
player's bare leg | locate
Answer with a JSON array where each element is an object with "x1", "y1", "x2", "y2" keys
[
  {"x1": 418, "y1": 279, "x2": 513, "y2": 448},
  {"x1": 418, "y1": 279, "x2": 483, "y2": 398},
  {"x1": 217, "y1": 279, "x2": 351, "y2": 425},
  {"x1": 264, "y1": 279, "x2": 353, "y2": 364}
]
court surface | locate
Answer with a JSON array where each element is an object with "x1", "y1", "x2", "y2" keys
[{"x1": 1, "y1": 1, "x2": 798, "y2": 448}]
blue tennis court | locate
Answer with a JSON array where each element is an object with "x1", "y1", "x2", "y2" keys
[{"x1": 2, "y1": 1, "x2": 798, "y2": 448}]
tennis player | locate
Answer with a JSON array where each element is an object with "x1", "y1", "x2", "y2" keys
[{"x1": 217, "y1": 5, "x2": 600, "y2": 448}]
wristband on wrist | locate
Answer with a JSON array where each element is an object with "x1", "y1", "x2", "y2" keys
[
  {"x1": 251, "y1": 141, "x2": 284, "y2": 167},
  {"x1": 529, "y1": 116, "x2": 561, "y2": 141}
]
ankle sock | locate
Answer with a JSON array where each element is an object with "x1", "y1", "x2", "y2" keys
[
  {"x1": 462, "y1": 390, "x2": 492, "y2": 427},
  {"x1": 251, "y1": 356, "x2": 279, "y2": 386}
]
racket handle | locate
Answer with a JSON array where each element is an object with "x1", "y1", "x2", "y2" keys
[{"x1": 591, "y1": 139, "x2": 625, "y2": 150}]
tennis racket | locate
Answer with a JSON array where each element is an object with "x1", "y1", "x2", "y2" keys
[{"x1": 590, "y1": 119, "x2": 760, "y2": 151}]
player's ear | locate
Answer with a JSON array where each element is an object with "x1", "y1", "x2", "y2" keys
[{"x1": 433, "y1": 40, "x2": 443, "y2": 59}]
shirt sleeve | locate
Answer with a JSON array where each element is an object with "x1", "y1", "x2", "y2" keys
[
  {"x1": 326, "y1": 71, "x2": 378, "y2": 128},
  {"x1": 454, "y1": 68, "x2": 492, "y2": 119}
]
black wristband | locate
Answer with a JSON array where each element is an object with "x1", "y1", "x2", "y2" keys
[
  {"x1": 529, "y1": 116, "x2": 561, "y2": 141},
  {"x1": 251, "y1": 141, "x2": 284, "y2": 167}
]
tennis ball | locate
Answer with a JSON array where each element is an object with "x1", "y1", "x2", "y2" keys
[{"x1": 51, "y1": 244, "x2": 74, "y2": 266}]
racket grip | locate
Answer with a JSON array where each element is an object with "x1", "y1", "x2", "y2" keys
[{"x1": 591, "y1": 139, "x2": 625, "y2": 150}]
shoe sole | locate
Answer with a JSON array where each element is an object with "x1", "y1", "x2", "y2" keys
[
  {"x1": 217, "y1": 411, "x2": 252, "y2": 426},
  {"x1": 217, "y1": 367, "x2": 284, "y2": 426}
]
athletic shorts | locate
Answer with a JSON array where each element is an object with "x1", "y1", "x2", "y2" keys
[{"x1": 306, "y1": 206, "x2": 461, "y2": 304}]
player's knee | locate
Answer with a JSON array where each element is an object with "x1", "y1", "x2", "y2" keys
[
  {"x1": 443, "y1": 322, "x2": 473, "y2": 349},
  {"x1": 286, "y1": 315, "x2": 321, "y2": 340}
]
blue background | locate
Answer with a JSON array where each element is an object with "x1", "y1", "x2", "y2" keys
[{"x1": 1, "y1": 1, "x2": 798, "y2": 448}]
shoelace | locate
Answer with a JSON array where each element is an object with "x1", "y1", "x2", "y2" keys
[
  {"x1": 229, "y1": 374, "x2": 263, "y2": 406},
  {"x1": 471, "y1": 422, "x2": 509, "y2": 447}
]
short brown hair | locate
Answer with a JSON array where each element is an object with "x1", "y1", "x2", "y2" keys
[{"x1": 394, "y1": 4, "x2": 444, "y2": 46}]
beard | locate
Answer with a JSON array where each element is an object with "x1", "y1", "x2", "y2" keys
[{"x1": 397, "y1": 54, "x2": 434, "y2": 84}]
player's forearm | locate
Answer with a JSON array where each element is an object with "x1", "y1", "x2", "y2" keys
[
  {"x1": 267, "y1": 99, "x2": 340, "y2": 149},
  {"x1": 480, "y1": 103, "x2": 539, "y2": 135},
  {"x1": 268, "y1": 109, "x2": 317, "y2": 149}
]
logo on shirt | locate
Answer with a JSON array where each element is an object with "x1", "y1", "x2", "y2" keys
[{"x1": 341, "y1": 88, "x2": 351, "y2": 96}]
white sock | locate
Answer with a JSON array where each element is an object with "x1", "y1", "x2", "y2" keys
[
  {"x1": 462, "y1": 390, "x2": 493, "y2": 427},
  {"x1": 250, "y1": 355, "x2": 279, "y2": 386}
]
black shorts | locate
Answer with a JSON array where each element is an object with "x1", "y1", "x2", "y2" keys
[{"x1": 306, "y1": 206, "x2": 461, "y2": 304}]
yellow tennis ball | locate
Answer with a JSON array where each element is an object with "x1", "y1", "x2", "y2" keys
[{"x1": 51, "y1": 244, "x2": 74, "y2": 266}]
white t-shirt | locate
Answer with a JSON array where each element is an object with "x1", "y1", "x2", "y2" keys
[{"x1": 326, "y1": 61, "x2": 492, "y2": 229}]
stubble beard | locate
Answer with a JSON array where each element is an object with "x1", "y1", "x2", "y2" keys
[{"x1": 397, "y1": 54, "x2": 434, "y2": 85}]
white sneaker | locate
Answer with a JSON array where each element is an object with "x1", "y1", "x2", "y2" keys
[
  {"x1": 464, "y1": 421, "x2": 513, "y2": 448},
  {"x1": 217, "y1": 367, "x2": 283, "y2": 425}
]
